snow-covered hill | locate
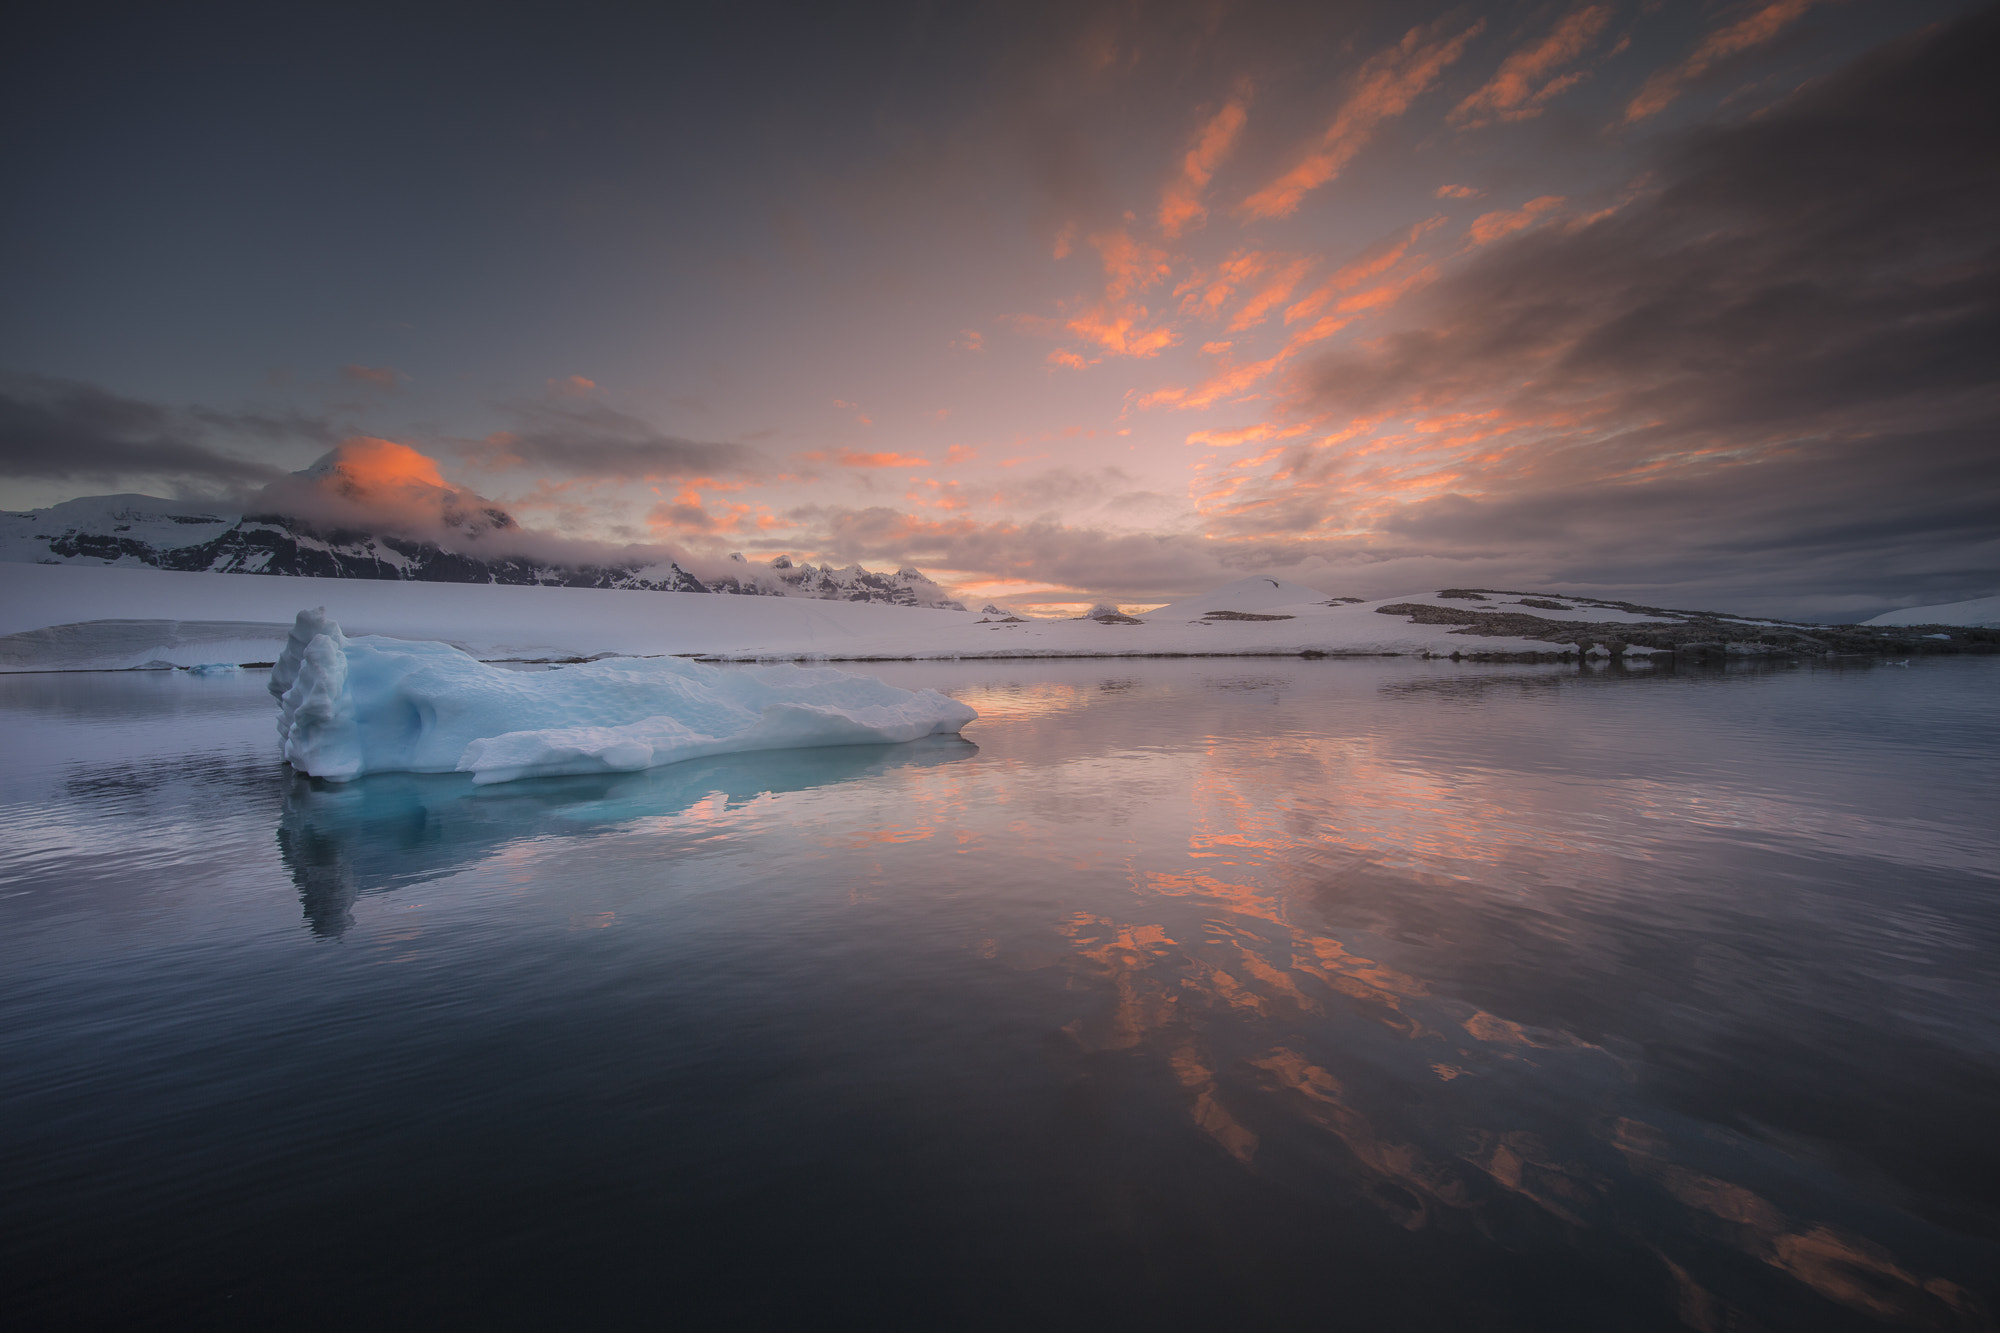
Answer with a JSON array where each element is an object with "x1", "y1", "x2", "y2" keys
[
  {"x1": 0, "y1": 493, "x2": 964, "y2": 609},
  {"x1": 1863, "y1": 594, "x2": 2000, "y2": 628},
  {"x1": 5, "y1": 566, "x2": 1986, "y2": 672}
]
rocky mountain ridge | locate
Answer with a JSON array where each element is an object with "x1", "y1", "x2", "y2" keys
[{"x1": 0, "y1": 494, "x2": 964, "y2": 609}]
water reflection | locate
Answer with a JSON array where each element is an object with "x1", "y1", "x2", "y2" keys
[
  {"x1": 277, "y1": 737, "x2": 977, "y2": 935},
  {"x1": 5, "y1": 660, "x2": 1996, "y2": 1329}
]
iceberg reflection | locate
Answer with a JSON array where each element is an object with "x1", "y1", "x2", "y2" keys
[{"x1": 277, "y1": 735, "x2": 977, "y2": 935}]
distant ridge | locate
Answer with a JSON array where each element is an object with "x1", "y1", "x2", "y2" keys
[{"x1": 0, "y1": 494, "x2": 965, "y2": 609}]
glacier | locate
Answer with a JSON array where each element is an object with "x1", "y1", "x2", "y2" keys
[{"x1": 269, "y1": 608, "x2": 977, "y2": 784}]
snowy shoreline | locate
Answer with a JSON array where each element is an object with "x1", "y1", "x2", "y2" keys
[{"x1": 2, "y1": 563, "x2": 1992, "y2": 674}]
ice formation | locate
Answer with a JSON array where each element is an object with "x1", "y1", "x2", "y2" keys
[{"x1": 269, "y1": 608, "x2": 977, "y2": 784}]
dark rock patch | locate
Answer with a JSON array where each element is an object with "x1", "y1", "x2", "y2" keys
[{"x1": 1376, "y1": 594, "x2": 1996, "y2": 658}]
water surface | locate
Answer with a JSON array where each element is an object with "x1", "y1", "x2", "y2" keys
[{"x1": 3, "y1": 657, "x2": 1996, "y2": 1330}]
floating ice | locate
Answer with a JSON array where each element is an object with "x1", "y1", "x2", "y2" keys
[{"x1": 270, "y1": 608, "x2": 977, "y2": 784}]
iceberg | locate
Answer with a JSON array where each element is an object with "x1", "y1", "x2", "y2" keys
[{"x1": 269, "y1": 608, "x2": 977, "y2": 784}]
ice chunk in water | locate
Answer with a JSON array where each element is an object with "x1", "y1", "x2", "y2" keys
[{"x1": 270, "y1": 609, "x2": 977, "y2": 784}]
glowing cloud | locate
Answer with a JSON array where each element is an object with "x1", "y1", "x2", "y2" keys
[
  {"x1": 1624, "y1": 0, "x2": 1822, "y2": 124},
  {"x1": 1450, "y1": 5, "x2": 1612, "y2": 127},
  {"x1": 1464, "y1": 195, "x2": 1565, "y2": 246},
  {"x1": 1239, "y1": 18, "x2": 1485, "y2": 220},
  {"x1": 1158, "y1": 95, "x2": 1250, "y2": 238}
]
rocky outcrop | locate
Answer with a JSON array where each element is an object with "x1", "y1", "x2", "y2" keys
[{"x1": 1376, "y1": 592, "x2": 1997, "y2": 658}]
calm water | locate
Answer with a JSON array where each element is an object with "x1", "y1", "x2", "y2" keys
[{"x1": 3, "y1": 657, "x2": 1996, "y2": 1331}]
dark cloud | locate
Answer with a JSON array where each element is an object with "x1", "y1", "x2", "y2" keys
[
  {"x1": 1276, "y1": 7, "x2": 2000, "y2": 608},
  {"x1": 1367, "y1": 427, "x2": 2000, "y2": 616},
  {"x1": 0, "y1": 372, "x2": 311, "y2": 491},
  {"x1": 476, "y1": 400, "x2": 766, "y2": 481},
  {"x1": 990, "y1": 465, "x2": 1141, "y2": 514}
]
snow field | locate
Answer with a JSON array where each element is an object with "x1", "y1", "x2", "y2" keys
[{"x1": 0, "y1": 566, "x2": 1632, "y2": 669}]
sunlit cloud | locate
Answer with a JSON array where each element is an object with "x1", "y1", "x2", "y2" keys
[
  {"x1": 1463, "y1": 195, "x2": 1565, "y2": 246},
  {"x1": 1624, "y1": 0, "x2": 1824, "y2": 124},
  {"x1": 1239, "y1": 17, "x2": 1485, "y2": 220},
  {"x1": 1284, "y1": 219, "x2": 1444, "y2": 325},
  {"x1": 800, "y1": 449, "x2": 931, "y2": 469},
  {"x1": 545, "y1": 374, "x2": 597, "y2": 397},
  {"x1": 1450, "y1": 5, "x2": 1613, "y2": 128},
  {"x1": 1158, "y1": 93, "x2": 1250, "y2": 238}
]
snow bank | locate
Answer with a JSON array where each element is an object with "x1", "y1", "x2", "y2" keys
[
  {"x1": 1863, "y1": 594, "x2": 2000, "y2": 628},
  {"x1": 269, "y1": 609, "x2": 978, "y2": 784}
]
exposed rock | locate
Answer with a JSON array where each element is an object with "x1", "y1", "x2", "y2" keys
[{"x1": 1374, "y1": 593, "x2": 1996, "y2": 658}]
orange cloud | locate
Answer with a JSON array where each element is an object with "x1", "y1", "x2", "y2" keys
[
  {"x1": 320, "y1": 436, "x2": 446, "y2": 491},
  {"x1": 1239, "y1": 18, "x2": 1485, "y2": 220},
  {"x1": 1042, "y1": 228, "x2": 1179, "y2": 360},
  {"x1": 1435, "y1": 183, "x2": 1483, "y2": 199},
  {"x1": 1076, "y1": 316, "x2": 1177, "y2": 357},
  {"x1": 1184, "y1": 424, "x2": 1289, "y2": 448},
  {"x1": 340, "y1": 364, "x2": 402, "y2": 389},
  {"x1": 1465, "y1": 195, "x2": 1565, "y2": 246},
  {"x1": 1048, "y1": 348, "x2": 1098, "y2": 370},
  {"x1": 909, "y1": 477, "x2": 974, "y2": 511},
  {"x1": 1093, "y1": 228, "x2": 1171, "y2": 302},
  {"x1": 1624, "y1": 0, "x2": 1821, "y2": 124},
  {"x1": 836, "y1": 450, "x2": 929, "y2": 468},
  {"x1": 545, "y1": 374, "x2": 597, "y2": 397},
  {"x1": 1450, "y1": 5, "x2": 1612, "y2": 127},
  {"x1": 1158, "y1": 94, "x2": 1250, "y2": 237},
  {"x1": 1228, "y1": 256, "x2": 1316, "y2": 332},
  {"x1": 1137, "y1": 348, "x2": 1290, "y2": 412},
  {"x1": 1285, "y1": 218, "x2": 1444, "y2": 325},
  {"x1": 946, "y1": 444, "x2": 979, "y2": 463}
]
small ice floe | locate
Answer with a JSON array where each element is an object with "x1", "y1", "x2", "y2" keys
[
  {"x1": 269, "y1": 608, "x2": 977, "y2": 784},
  {"x1": 185, "y1": 662, "x2": 242, "y2": 675}
]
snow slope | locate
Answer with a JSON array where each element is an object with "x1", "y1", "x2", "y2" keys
[
  {"x1": 1863, "y1": 595, "x2": 2000, "y2": 628},
  {"x1": 269, "y1": 609, "x2": 976, "y2": 783},
  {"x1": 1144, "y1": 576, "x2": 1340, "y2": 619}
]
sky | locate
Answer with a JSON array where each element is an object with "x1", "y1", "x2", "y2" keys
[{"x1": 3, "y1": 0, "x2": 1994, "y2": 618}]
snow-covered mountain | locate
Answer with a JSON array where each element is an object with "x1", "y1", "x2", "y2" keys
[
  {"x1": 703, "y1": 553, "x2": 963, "y2": 608},
  {"x1": 0, "y1": 493, "x2": 965, "y2": 609}
]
